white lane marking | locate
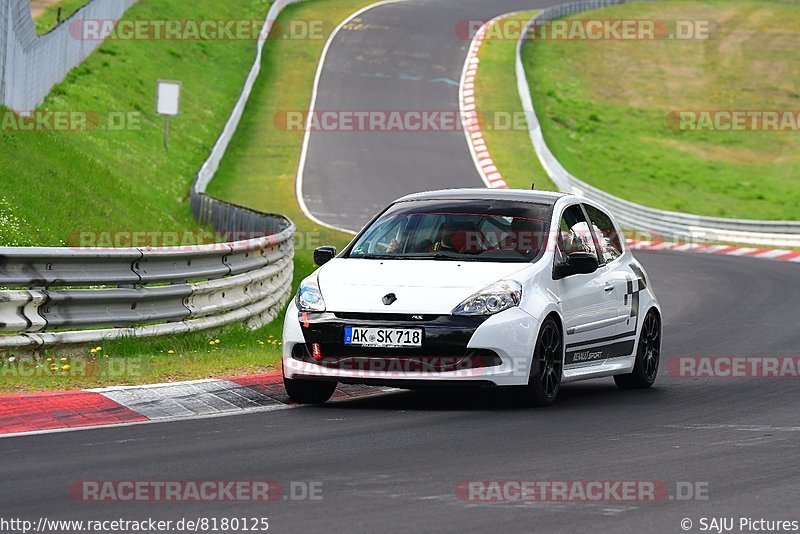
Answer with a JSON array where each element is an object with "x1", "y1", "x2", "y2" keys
[
  {"x1": 295, "y1": 0, "x2": 406, "y2": 236},
  {"x1": 665, "y1": 424, "x2": 800, "y2": 432}
]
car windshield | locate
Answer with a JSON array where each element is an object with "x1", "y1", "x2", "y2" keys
[{"x1": 346, "y1": 199, "x2": 555, "y2": 263}]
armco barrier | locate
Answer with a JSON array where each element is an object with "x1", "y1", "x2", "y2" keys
[
  {"x1": 515, "y1": 0, "x2": 800, "y2": 247},
  {"x1": 1, "y1": 0, "x2": 139, "y2": 112},
  {"x1": 0, "y1": 222, "x2": 295, "y2": 349},
  {"x1": 0, "y1": 0, "x2": 302, "y2": 350}
]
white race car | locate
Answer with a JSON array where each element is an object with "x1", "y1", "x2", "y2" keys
[{"x1": 282, "y1": 189, "x2": 661, "y2": 406}]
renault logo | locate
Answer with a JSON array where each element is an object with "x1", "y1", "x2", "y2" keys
[{"x1": 382, "y1": 293, "x2": 397, "y2": 306}]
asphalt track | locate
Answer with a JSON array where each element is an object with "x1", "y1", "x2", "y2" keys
[{"x1": 2, "y1": 1, "x2": 799, "y2": 533}]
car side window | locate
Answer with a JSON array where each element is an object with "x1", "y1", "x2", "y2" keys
[
  {"x1": 557, "y1": 205, "x2": 598, "y2": 259},
  {"x1": 584, "y1": 204, "x2": 623, "y2": 263}
]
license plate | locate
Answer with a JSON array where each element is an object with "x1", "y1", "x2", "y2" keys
[{"x1": 344, "y1": 326, "x2": 423, "y2": 348}]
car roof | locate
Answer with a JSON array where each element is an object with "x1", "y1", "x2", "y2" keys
[{"x1": 395, "y1": 188, "x2": 567, "y2": 205}]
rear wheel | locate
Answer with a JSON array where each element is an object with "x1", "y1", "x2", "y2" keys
[
  {"x1": 513, "y1": 317, "x2": 563, "y2": 407},
  {"x1": 283, "y1": 376, "x2": 337, "y2": 404},
  {"x1": 614, "y1": 310, "x2": 661, "y2": 389}
]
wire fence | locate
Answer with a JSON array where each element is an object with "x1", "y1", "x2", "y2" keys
[{"x1": 0, "y1": 0, "x2": 139, "y2": 111}]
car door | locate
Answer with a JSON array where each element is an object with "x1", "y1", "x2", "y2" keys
[
  {"x1": 584, "y1": 203, "x2": 640, "y2": 351},
  {"x1": 554, "y1": 204, "x2": 622, "y2": 367}
]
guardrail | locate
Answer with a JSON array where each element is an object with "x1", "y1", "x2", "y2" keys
[
  {"x1": 0, "y1": 218, "x2": 295, "y2": 349},
  {"x1": 515, "y1": 0, "x2": 800, "y2": 247},
  {"x1": 0, "y1": 0, "x2": 302, "y2": 350}
]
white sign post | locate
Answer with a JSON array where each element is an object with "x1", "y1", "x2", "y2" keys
[{"x1": 156, "y1": 80, "x2": 181, "y2": 150}]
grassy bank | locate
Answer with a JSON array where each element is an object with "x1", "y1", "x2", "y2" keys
[
  {"x1": 0, "y1": 324, "x2": 284, "y2": 393},
  {"x1": 1, "y1": 0, "x2": 381, "y2": 393},
  {"x1": 522, "y1": 0, "x2": 800, "y2": 220},
  {"x1": 3, "y1": 0, "x2": 273, "y2": 247},
  {"x1": 208, "y1": 0, "x2": 375, "y2": 275}
]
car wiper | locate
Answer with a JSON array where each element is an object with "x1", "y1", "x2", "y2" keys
[
  {"x1": 354, "y1": 254, "x2": 401, "y2": 259},
  {"x1": 351, "y1": 253, "x2": 484, "y2": 261},
  {"x1": 443, "y1": 255, "x2": 484, "y2": 262}
]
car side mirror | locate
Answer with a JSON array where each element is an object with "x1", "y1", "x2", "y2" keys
[
  {"x1": 313, "y1": 246, "x2": 337, "y2": 266},
  {"x1": 553, "y1": 252, "x2": 599, "y2": 280}
]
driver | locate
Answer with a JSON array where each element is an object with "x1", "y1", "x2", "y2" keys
[{"x1": 432, "y1": 222, "x2": 459, "y2": 252}]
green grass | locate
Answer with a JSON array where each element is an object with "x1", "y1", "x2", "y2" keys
[
  {"x1": 2, "y1": 0, "x2": 282, "y2": 391},
  {"x1": 209, "y1": 0, "x2": 374, "y2": 270},
  {"x1": 3, "y1": 0, "x2": 273, "y2": 247},
  {"x1": 474, "y1": 11, "x2": 554, "y2": 192},
  {"x1": 0, "y1": 321, "x2": 284, "y2": 394},
  {"x1": 33, "y1": 0, "x2": 90, "y2": 34},
  {"x1": 523, "y1": 0, "x2": 800, "y2": 220},
  {"x1": 1, "y1": 0, "x2": 377, "y2": 393}
]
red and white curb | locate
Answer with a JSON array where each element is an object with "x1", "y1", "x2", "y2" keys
[
  {"x1": 627, "y1": 240, "x2": 800, "y2": 263},
  {"x1": 0, "y1": 373, "x2": 385, "y2": 438},
  {"x1": 460, "y1": 16, "x2": 509, "y2": 190}
]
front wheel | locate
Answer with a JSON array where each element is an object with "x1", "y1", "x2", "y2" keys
[
  {"x1": 284, "y1": 376, "x2": 337, "y2": 404},
  {"x1": 614, "y1": 310, "x2": 661, "y2": 389},
  {"x1": 513, "y1": 317, "x2": 563, "y2": 407}
]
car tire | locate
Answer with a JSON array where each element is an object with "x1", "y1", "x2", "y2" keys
[
  {"x1": 283, "y1": 376, "x2": 337, "y2": 404},
  {"x1": 614, "y1": 309, "x2": 661, "y2": 390},
  {"x1": 513, "y1": 317, "x2": 563, "y2": 407}
]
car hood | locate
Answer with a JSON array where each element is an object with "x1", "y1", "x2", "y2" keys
[{"x1": 317, "y1": 258, "x2": 529, "y2": 314}]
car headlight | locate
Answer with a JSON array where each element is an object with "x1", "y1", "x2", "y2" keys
[
  {"x1": 296, "y1": 275, "x2": 326, "y2": 312},
  {"x1": 452, "y1": 280, "x2": 522, "y2": 316}
]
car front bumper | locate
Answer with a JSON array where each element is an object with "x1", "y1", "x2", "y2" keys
[{"x1": 282, "y1": 301, "x2": 539, "y2": 387}]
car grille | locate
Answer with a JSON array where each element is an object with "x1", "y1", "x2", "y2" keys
[{"x1": 291, "y1": 344, "x2": 502, "y2": 373}]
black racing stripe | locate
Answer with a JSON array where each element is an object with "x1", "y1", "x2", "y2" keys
[
  {"x1": 566, "y1": 330, "x2": 637, "y2": 350},
  {"x1": 630, "y1": 263, "x2": 648, "y2": 289},
  {"x1": 631, "y1": 290, "x2": 639, "y2": 318},
  {"x1": 565, "y1": 340, "x2": 636, "y2": 365}
]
